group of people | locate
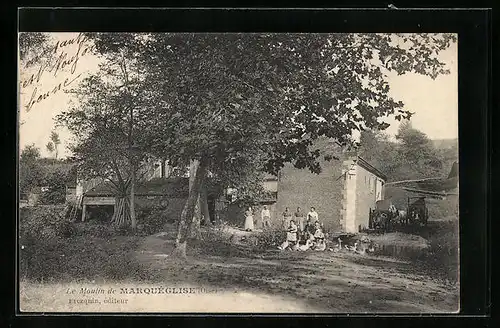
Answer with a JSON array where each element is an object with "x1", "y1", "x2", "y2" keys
[
  {"x1": 244, "y1": 205, "x2": 320, "y2": 232},
  {"x1": 243, "y1": 205, "x2": 326, "y2": 251},
  {"x1": 278, "y1": 211, "x2": 326, "y2": 252}
]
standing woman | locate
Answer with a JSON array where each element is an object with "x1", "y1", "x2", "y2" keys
[
  {"x1": 282, "y1": 207, "x2": 292, "y2": 229},
  {"x1": 244, "y1": 206, "x2": 254, "y2": 231}
]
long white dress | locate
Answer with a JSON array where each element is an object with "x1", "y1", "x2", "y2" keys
[{"x1": 244, "y1": 210, "x2": 254, "y2": 230}]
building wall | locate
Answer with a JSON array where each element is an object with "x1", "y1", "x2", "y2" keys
[
  {"x1": 343, "y1": 159, "x2": 358, "y2": 233},
  {"x1": 262, "y1": 180, "x2": 278, "y2": 193},
  {"x1": 276, "y1": 159, "x2": 345, "y2": 233},
  {"x1": 375, "y1": 179, "x2": 384, "y2": 201},
  {"x1": 354, "y1": 164, "x2": 384, "y2": 232},
  {"x1": 224, "y1": 202, "x2": 278, "y2": 229}
]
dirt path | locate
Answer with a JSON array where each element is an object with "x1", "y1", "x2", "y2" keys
[{"x1": 134, "y1": 234, "x2": 459, "y2": 313}]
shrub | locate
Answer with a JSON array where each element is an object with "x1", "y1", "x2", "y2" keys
[
  {"x1": 255, "y1": 228, "x2": 285, "y2": 250},
  {"x1": 19, "y1": 205, "x2": 74, "y2": 242},
  {"x1": 136, "y1": 204, "x2": 170, "y2": 235},
  {"x1": 38, "y1": 170, "x2": 68, "y2": 205},
  {"x1": 199, "y1": 221, "x2": 231, "y2": 243},
  {"x1": 19, "y1": 205, "x2": 76, "y2": 281}
]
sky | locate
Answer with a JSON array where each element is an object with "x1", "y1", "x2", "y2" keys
[{"x1": 18, "y1": 33, "x2": 458, "y2": 159}]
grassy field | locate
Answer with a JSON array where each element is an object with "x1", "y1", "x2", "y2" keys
[{"x1": 19, "y1": 223, "x2": 459, "y2": 313}]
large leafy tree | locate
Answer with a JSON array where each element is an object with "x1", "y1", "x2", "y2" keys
[
  {"x1": 57, "y1": 47, "x2": 156, "y2": 229},
  {"x1": 359, "y1": 122, "x2": 457, "y2": 182},
  {"x1": 88, "y1": 32, "x2": 456, "y2": 257},
  {"x1": 359, "y1": 129, "x2": 401, "y2": 180},
  {"x1": 18, "y1": 32, "x2": 51, "y2": 67},
  {"x1": 395, "y1": 121, "x2": 444, "y2": 179},
  {"x1": 19, "y1": 144, "x2": 44, "y2": 195}
]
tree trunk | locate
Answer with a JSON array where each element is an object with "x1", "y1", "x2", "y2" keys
[
  {"x1": 173, "y1": 158, "x2": 208, "y2": 258},
  {"x1": 130, "y1": 167, "x2": 137, "y2": 230},
  {"x1": 111, "y1": 196, "x2": 131, "y2": 227},
  {"x1": 189, "y1": 160, "x2": 202, "y2": 238},
  {"x1": 200, "y1": 183, "x2": 211, "y2": 226}
]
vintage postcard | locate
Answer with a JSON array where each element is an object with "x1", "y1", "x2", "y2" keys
[{"x1": 18, "y1": 31, "x2": 459, "y2": 313}]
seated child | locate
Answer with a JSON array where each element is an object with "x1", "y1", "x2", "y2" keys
[
  {"x1": 311, "y1": 221, "x2": 326, "y2": 251},
  {"x1": 298, "y1": 238, "x2": 313, "y2": 251},
  {"x1": 278, "y1": 220, "x2": 298, "y2": 251},
  {"x1": 314, "y1": 238, "x2": 327, "y2": 251}
]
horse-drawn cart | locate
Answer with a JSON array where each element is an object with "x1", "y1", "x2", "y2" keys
[
  {"x1": 406, "y1": 196, "x2": 429, "y2": 226},
  {"x1": 369, "y1": 199, "x2": 398, "y2": 231}
]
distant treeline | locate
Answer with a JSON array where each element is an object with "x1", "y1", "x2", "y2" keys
[{"x1": 359, "y1": 121, "x2": 458, "y2": 183}]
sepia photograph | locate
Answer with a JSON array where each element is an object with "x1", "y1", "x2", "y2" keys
[{"x1": 18, "y1": 31, "x2": 459, "y2": 313}]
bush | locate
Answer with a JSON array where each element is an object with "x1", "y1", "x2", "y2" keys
[
  {"x1": 255, "y1": 228, "x2": 285, "y2": 250},
  {"x1": 38, "y1": 170, "x2": 67, "y2": 205},
  {"x1": 199, "y1": 221, "x2": 230, "y2": 243},
  {"x1": 19, "y1": 205, "x2": 74, "y2": 242},
  {"x1": 136, "y1": 204, "x2": 170, "y2": 235},
  {"x1": 19, "y1": 205, "x2": 76, "y2": 281}
]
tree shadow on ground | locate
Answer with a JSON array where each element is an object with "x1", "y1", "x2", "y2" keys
[
  {"x1": 20, "y1": 235, "x2": 158, "y2": 283},
  {"x1": 140, "y1": 235, "x2": 459, "y2": 313}
]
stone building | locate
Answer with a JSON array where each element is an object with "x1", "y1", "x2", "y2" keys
[
  {"x1": 80, "y1": 177, "x2": 221, "y2": 223},
  {"x1": 276, "y1": 155, "x2": 386, "y2": 234}
]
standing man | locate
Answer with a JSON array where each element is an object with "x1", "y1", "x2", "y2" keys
[
  {"x1": 307, "y1": 207, "x2": 319, "y2": 223},
  {"x1": 294, "y1": 207, "x2": 306, "y2": 232},
  {"x1": 261, "y1": 205, "x2": 271, "y2": 229},
  {"x1": 282, "y1": 207, "x2": 292, "y2": 229}
]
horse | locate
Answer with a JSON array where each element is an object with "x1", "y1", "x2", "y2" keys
[{"x1": 396, "y1": 210, "x2": 408, "y2": 225}]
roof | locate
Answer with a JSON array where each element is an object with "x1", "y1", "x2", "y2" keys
[
  {"x1": 386, "y1": 162, "x2": 458, "y2": 192},
  {"x1": 401, "y1": 187, "x2": 458, "y2": 199},
  {"x1": 84, "y1": 177, "x2": 221, "y2": 197},
  {"x1": 356, "y1": 156, "x2": 387, "y2": 181}
]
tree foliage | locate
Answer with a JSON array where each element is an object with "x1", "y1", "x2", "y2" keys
[
  {"x1": 56, "y1": 48, "x2": 158, "y2": 228},
  {"x1": 395, "y1": 121, "x2": 444, "y2": 177},
  {"x1": 19, "y1": 144, "x2": 76, "y2": 203},
  {"x1": 84, "y1": 32, "x2": 456, "y2": 256},
  {"x1": 19, "y1": 144, "x2": 44, "y2": 195},
  {"x1": 91, "y1": 33, "x2": 456, "y2": 176},
  {"x1": 18, "y1": 32, "x2": 51, "y2": 66},
  {"x1": 359, "y1": 122, "x2": 457, "y2": 182},
  {"x1": 57, "y1": 56, "x2": 150, "y2": 194}
]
